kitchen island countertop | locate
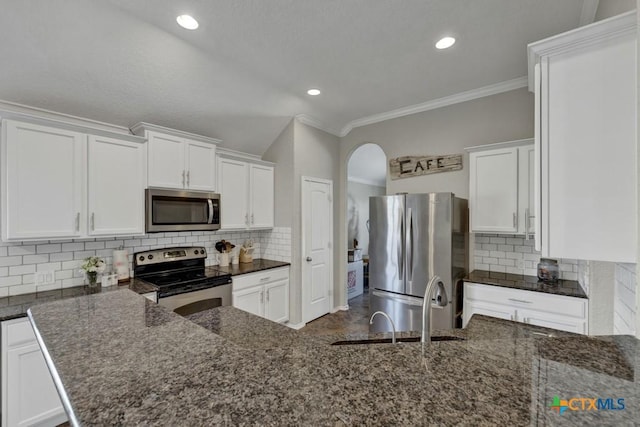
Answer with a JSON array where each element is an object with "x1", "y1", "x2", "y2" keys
[{"x1": 29, "y1": 289, "x2": 638, "y2": 426}]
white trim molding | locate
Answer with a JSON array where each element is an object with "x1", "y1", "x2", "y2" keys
[
  {"x1": 131, "y1": 122, "x2": 221, "y2": 145},
  {"x1": 347, "y1": 176, "x2": 386, "y2": 188},
  {"x1": 338, "y1": 77, "x2": 528, "y2": 137},
  {"x1": 331, "y1": 305, "x2": 349, "y2": 313},
  {"x1": 285, "y1": 322, "x2": 306, "y2": 330},
  {"x1": 295, "y1": 114, "x2": 341, "y2": 136}
]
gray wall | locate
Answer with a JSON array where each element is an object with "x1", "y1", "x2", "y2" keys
[
  {"x1": 347, "y1": 180, "x2": 385, "y2": 256},
  {"x1": 264, "y1": 119, "x2": 340, "y2": 325},
  {"x1": 263, "y1": 119, "x2": 294, "y2": 227},
  {"x1": 595, "y1": 0, "x2": 636, "y2": 21}
]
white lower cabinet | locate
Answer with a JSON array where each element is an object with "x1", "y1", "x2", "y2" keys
[
  {"x1": 232, "y1": 267, "x2": 289, "y2": 323},
  {"x1": 2, "y1": 318, "x2": 67, "y2": 427},
  {"x1": 463, "y1": 282, "x2": 588, "y2": 334}
]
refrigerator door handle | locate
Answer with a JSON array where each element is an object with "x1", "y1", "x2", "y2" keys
[
  {"x1": 399, "y1": 212, "x2": 404, "y2": 281},
  {"x1": 407, "y1": 208, "x2": 413, "y2": 283},
  {"x1": 372, "y1": 290, "x2": 423, "y2": 307}
]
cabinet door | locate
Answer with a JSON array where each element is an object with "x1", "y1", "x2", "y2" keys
[
  {"x1": 462, "y1": 299, "x2": 514, "y2": 328},
  {"x1": 517, "y1": 145, "x2": 535, "y2": 236},
  {"x1": 2, "y1": 120, "x2": 85, "y2": 240},
  {"x1": 249, "y1": 164, "x2": 274, "y2": 228},
  {"x1": 217, "y1": 158, "x2": 249, "y2": 229},
  {"x1": 265, "y1": 279, "x2": 289, "y2": 323},
  {"x1": 233, "y1": 286, "x2": 263, "y2": 317},
  {"x1": 2, "y1": 319, "x2": 67, "y2": 427},
  {"x1": 539, "y1": 27, "x2": 636, "y2": 262},
  {"x1": 469, "y1": 148, "x2": 518, "y2": 233},
  {"x1": 185, "y1": 141, "x2": 216, "y2": 191},
  {"x1": 518, "y1": 308, "x2": 587, "y2": 334},
  {"x1": 147, "y1": 131, "x2": 185, "y2": 189},
  {"x1": 87, "y1": 135, "x2": 146, "y2": 236}
]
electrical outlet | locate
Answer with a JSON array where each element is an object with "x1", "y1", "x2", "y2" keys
[{"x1": 35, "y1": 270, "x2": 56, "y2": 286}]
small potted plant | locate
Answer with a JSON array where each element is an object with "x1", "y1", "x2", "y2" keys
[{"x1": 81, "y1": 256, "x2": 106, "y2": 287}]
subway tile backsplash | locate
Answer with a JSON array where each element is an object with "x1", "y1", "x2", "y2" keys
[
  {"x1": 0, "y1": 227, "x2": 291, "y2": 297},
  {"x1": 614, "y1": 263, "x2": 636, "y2": 336},
  {"x1": 473, "y1": 233, "x2": 579, "y2": 280}
]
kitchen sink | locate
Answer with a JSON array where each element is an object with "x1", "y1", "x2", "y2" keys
[{"x1": 330, "y1": 336, "x2": 465, "y2": 345}]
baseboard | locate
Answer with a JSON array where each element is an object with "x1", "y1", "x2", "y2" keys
[
  {"x1": 285, "y1": 322, "x2": 306, "y2": 330},
  {"x1": 331, "y1": 305, "x2": 349, "y2": 313}
]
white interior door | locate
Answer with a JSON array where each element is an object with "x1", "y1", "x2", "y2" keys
[{"x1": 302, "y1": 177, "x2": 333, "y2": 323}]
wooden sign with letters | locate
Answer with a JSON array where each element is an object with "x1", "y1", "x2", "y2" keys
[{"x1": 389, "y1": 154, "x2": 463, "y2": 180}]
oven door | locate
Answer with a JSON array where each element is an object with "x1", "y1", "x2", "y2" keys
[
  {"x1": 158, "y1": 284, "x2": 232, "y2": 316},
  {"x1": 146, "y1": 188, "x2": 220, "y2": 232}
]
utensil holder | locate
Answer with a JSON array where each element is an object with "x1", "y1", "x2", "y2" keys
[{"x1": 218, "y1": 252, "x2": 229, "y2": 267}]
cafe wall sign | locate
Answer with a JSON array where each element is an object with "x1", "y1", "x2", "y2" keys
[{"x1": 389, "y1": 154, "x2": 463, "y2": 180}]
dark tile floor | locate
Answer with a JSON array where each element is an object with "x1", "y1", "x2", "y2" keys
[{"x1": 300, "y1": 288, "x2": 370, "y2": 336}]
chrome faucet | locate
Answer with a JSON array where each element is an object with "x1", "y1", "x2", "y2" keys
[
  {"x1": 421, "y1": 275, "x2": 448, "y2": 345},
  {"x1": 369, "y1": 311, "x2": 397, "y2": 344}
]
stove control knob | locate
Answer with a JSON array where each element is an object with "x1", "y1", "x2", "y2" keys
[
  {"x1": 194, "y1": 250, "x2": 199, "y2": 255},
  {"x1": 138, "y1": 256, "x2": 144, "y2": 262},
  {"x1": 148, "y1": 254, "x2": 154, "y2": 260}
]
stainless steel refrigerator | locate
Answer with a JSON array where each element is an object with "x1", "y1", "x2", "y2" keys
[{"x1": 368, "y1": 193, "x2": 468, "y2": 332}]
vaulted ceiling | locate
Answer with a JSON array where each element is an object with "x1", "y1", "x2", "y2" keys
[{"x1": 0, "y1": 0, "x2": 595, "y2": 154}]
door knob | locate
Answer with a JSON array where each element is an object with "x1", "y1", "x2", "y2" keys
[{"x1": 306, "y1": 257, "x2": 312, "y2": 262}]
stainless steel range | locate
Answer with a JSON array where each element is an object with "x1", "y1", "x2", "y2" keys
[{"x1": 133, "y1": 247, "x2": 232, "y2": 316}]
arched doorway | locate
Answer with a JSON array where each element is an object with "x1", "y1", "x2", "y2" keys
[{"x1": 346, "y1": 143, "x2": 386, "y2": 313}]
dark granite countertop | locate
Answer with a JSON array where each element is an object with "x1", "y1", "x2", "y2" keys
[
  {"x1": 29, "y1": 290, "x2": 638, "y2": 426},
  {"x1": 465, "y1": 269, "x2": 588, "y2": 299},
  {"x1": 214, "y1": 258, "x2": 290, "y2": 276},
  {"x1": 0, "y1": 278, "x2": 157, "y2": 322}
]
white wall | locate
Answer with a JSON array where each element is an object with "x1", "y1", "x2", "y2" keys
[
  {"x1": 263, "y1": 120, "x2": 294, "y2": 227},
  {"x1": 595, "y1": 0, "x2": 636, "y2": 21},
  {"x1": 347, "y1": 180, "x2": 385, "y2": 255}
]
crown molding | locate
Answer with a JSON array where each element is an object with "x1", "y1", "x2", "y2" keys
[
  {"x1": 579, "y1": 0, "x2": 599, "y2": 27},
  {"x1": 294, "y1": 114, "x2": 341, "y2": 136},
  {"x1": 217, "y1": 146, "x2": 274, "y2": 166},
  {"x1": 464, "y1": 138, "x2": 534, "y2": 153},
  {"x1": 0, "y1": 99, "x2": 131, "y2": 134},
  {"x1": 528, "y1": 10, "x2": 637, "y2": 90},
  {"x1": 347, "y1": 176, "x2": 386, "y2": 188},
  {"x1": 130, "y1": 122, "x2": 221, "y2": 145},
  {"x1": 338, "y1": 77, "x2": 528, "y2": 137}
]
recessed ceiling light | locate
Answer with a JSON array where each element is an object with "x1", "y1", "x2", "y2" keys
[
  {"x1": 435, "y1": 36, "x2": 456, "y2": 50},
  {"x1": 307, "y1": 88, "x2": 321, "y2": 96},
  {"x1": 176, "y1": 15, "x2": 199, "y2": 30}
]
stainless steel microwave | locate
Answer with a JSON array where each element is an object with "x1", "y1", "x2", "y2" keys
[{"x1": 145, "y1": 189, "x2": 220, "y2": 233}]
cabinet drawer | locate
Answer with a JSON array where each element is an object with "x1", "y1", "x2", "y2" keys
[
  {"x1": 464, "y1": 282, "x2": 587, "y2": 319},
  {"x1": 3, "y1": 318, "x2": 36, "y2": 348},
  {"x1": 232, "y1": 267, "x2": 289, "y2": 291}
]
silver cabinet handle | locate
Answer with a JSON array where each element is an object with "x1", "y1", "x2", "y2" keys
[
  {"x1": 245, "y1": 213, "x2": 249, "y2": 226},
  {"x1": 306, "y1": 256, "x2": 312, "y2": 262},
  {"x1": 510, "y1": 314, "x2": 514, "y2": 321},
  {"x1": 513, "y1": 212, "x2": 517, "y2": 228},
  {"x1": 91, "y1": 213, "x2": 95, "y2": 231},
  {"x1": 260, "y1": 276, "x2": 271, "y2": 282},
  {"x1": 260, "y1": 291, "x2": 264, "y2": 304},
  {"x1": 266, "y1": 289, "x2": 270, "y2": 302},
  {"x1": 251, "y1": 213, "x2": 254, "y2": 225},
  {"x1": 182, "y1": 170, "x2": 186, "y2": 187},
  {"x1": 75, "y1": 212, "x2": 80, "y2": 232},
  {"x1": 186, "y1": 171, "x2": 190, "y2": 186},
  {"x1": 508, "y1": 298, "x2": 532, "y2": 304},
  {"x1": 407, "y1": 207, "x2": 413, "y2": 283},
  {"x1": 525, "y1": 208, "x2": 529, "y2": 240}
]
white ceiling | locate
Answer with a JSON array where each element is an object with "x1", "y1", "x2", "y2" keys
[{"x1": 0, "y1": 0, "x2": 591, "y2": 155}]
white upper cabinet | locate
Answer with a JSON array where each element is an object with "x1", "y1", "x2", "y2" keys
[
  {"x1": 467, "y1": 139, "x2": 534, "y2": 236},
  {"x1": 249, "y1": 164, "x2": 275, "y2": 228},
  {"x1": 132, "y1": 123, "x2": 219, "y2": 192},
  {"x1": 528, "y1": 12, "x2": 637, "y2": 263},
  {"x1": 2, "y1": 120, "x2": 85, "y2": 240},
  {"x1": 1, "y1": 118, "x2": 147, "y2": 241},
  {"x1": 217, "y1": 151, "x2": 274, "y2": 230},
  {"x1": 87, "y1": 135, "x2": 146, "y2": 236}
]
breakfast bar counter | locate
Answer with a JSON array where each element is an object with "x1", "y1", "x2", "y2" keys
[{"x1": 28, "y1": 289, "x2": 638, "y2": 426}]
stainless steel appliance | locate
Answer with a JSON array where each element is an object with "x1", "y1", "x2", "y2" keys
[
  {"x1": 368, "y1": 193, "x2": 468, "y2": 332},
  {"x1": 145, "y1": 189, "x2": 220, "y2": 233},
  {"x1": 133, "y1": 247, "x2": 232, "y2": 316}
]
